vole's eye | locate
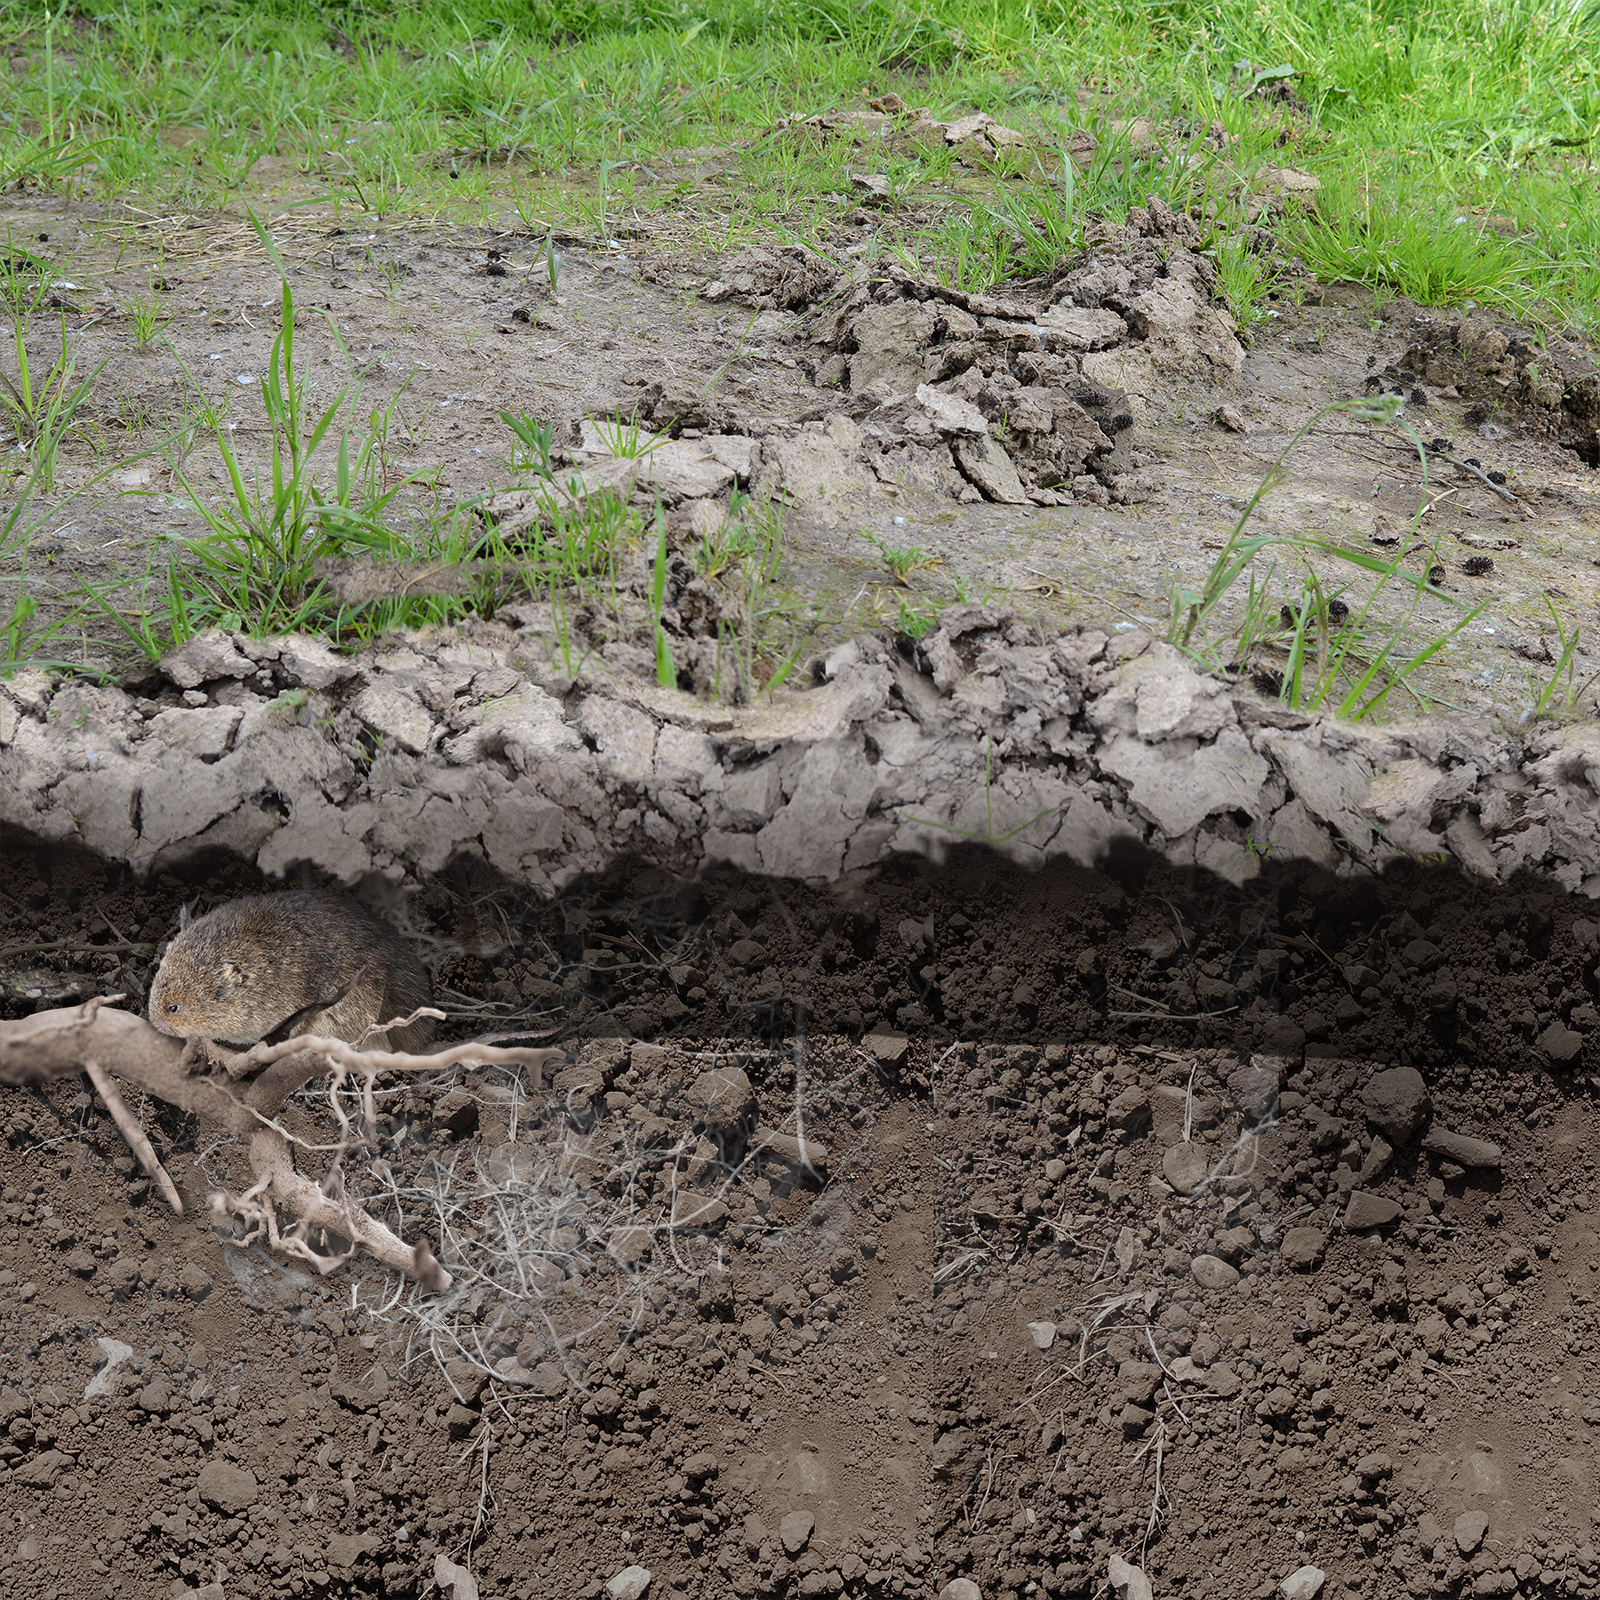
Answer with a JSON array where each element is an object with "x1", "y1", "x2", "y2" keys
[{"x1": 166, "y1": 1002, "x2": 180, "y2": 1014}]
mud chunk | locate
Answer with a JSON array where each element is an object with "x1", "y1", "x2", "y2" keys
[
  {"x1": 1360, "y1": 1066, "x2": 1431, "y2": 1144},
  {"x1": 1537, "y1": 1019, "x2": 1585, "y2": 1063},
  {"x1": 197, "y1": 1460, "x2": 259, "y2": 1514},
  {"x1": 1455, "y1": 1510, "x2": 1489, "y2": 1556},
  {"x1": 160, "y1": 630, "x2": 257, "y2": 689},
  {"x1": 694, "y1": 1066, "x2": 755, "y2": 1136},
  {"x1": 1344, "y1": 1191, "x2": 1402, "y2": 1231},
  {"x1": 1279, "y1": 1227, "x2": 1326, "y2": 1269},
  {"x1": 1191, "y1": 1254, "x2": 1239, "y2": 1290},
  {"x1": 1421, "y1": 1127, "x2": 1502, "y2": 1169},
  {"x1": 953, "y1": 434, "x2": 1029, "y2": 504},
  {"x1": 1120, "y1": 1402, "x2": 1155, "y2": 1435},
  {"x1": 1228, "y1": 1061, "x2": 1283, "y2": 1124},
  {"x1": 780, "y1": 1510, "x2": 815, "y2": 1554}
]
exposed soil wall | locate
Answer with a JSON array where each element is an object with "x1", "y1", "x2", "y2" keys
[
  {"x1": 10, "y1": 616, "x2": 1600, "y2": 1600},
  {"x1": 7, "y1": 609, "x2": 1600, "y2": 907}
]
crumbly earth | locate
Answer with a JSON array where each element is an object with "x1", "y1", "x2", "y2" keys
[
  {"x1": 3, "y1": 187, "x2": 1599, "y2": 710},
  {"x1": 4, "y1": 839, "x2": 1600, "y2": 1600}
]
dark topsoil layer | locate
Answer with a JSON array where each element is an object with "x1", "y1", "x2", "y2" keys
[{"x1": 3, "y1": 839, "x2": 1600, "y2": 1600}]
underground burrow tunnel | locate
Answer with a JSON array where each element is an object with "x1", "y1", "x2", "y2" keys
[{"x1": 6, "y1": 608, "x2": 1600, "y2": 1600}]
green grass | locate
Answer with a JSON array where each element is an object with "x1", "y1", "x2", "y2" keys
[{"x1": 0, "y1": 0, "x2": 1596, "y2": 326}]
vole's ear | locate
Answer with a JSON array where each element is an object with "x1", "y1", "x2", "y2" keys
[{"x1": 178, "y1": 902, "x2": 192, "y2": 932}]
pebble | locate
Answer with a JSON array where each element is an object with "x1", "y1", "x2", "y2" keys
[
  {"x1": 1421, "y1": 1127, "x2": 1502, "y2": 1169},
  {"x1": 1162, "y1": 1141, "x2": 1209, "y2": 1194},
  {"x1": 939, "y1": 1582, "x2": 983, "y2": 1600},
  {"x1": 1360, "y1": 1066, "x2": 1431, "y2": 1143},
  {"x1": 864, "y1": 1031, "x2": 911, "y2": 1067},
  {"x1": 1044, "y1": 1158, "x2": 1068, "y2": 1183},
  {"x1": 1278, "y1": 1227, "x2": 1326, "y2": 1269},
  {"x1": 1279, "y1": 1566, "x2": 1327, "y2": 1600},
  {"x1": 1027, "y1": 1320, "x2": 1056, "y2": 1350},
  {"x1": 1108, "y1": 1551, "x2": 1154, "y2": 1600},
  {"x1": 1191, "y1": 1254, "x2": 1239, "y2": 1290},
  {"x1": 607, "y1": 1566, "x2": 653, "y2": 1600},
  {"x1": 780, "y1": 1510, "x2": 814, "y2": 1554},
  {"x1": 1343, "y1": 1191, "x2": 1402, "y2": 1230},
  {"x1": 1106, "y1": 1086, "x2": 1149, "y2": 1129},
  {"x1": 1455, "y1": 1510, "x2": 1489, "y2": 1556}
]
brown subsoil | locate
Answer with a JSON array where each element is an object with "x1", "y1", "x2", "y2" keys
[{"x1": 4, "y1": 840, "x2": 1600, "y2": 1600}]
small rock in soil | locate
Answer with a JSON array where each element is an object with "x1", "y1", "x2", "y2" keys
[
  {"x1": 1028, "y1": 1320, "x2": 1057, "y2": 1350},
  {"x1": 1191, "y1": 1254, "x2": 1239, "y2": 1290},
  {"x1": 780, "y1": 1509, "x2": 814, "y2": 1554},
  {"x1": 1278, "y1": 1226, "x2": 1327, "y2": 1269},
  {"x1": 1163, "y1": 1141, "x2": 1209, "y2": 1194},
  {"x1": 607, "y1": 1567, "x2": 653, "y2": 1600},
  {"x1": 1344, "y1": 1191, "x2": 1402, "y2": 1230},
  {"x1": 1360, "y1": 1065, "x2": 1432, "y2": 1143},
  {"x1": 1280, "y1": 1566, "x2": 1327, "y2": 1600},
  {"x1": 1455, "y1": 1509, "x2": 1490, "y2": 1555},
  {"x1": 1108, "y1": 1551, "x2": 1154, "y2": 1600},
  {"x1": 1421, "y1": 1126, "x2": 1503, "y2": 1168}
]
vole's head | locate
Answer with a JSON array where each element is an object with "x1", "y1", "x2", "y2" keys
[{"x1": 148, "y1": 911, "x2": 269, "y2": 1046}]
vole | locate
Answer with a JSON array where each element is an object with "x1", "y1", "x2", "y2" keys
[{"x1": 148, "y1": 890, "x2": 437, "y2": 1053}]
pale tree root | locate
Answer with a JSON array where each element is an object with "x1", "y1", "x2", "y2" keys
[{"x1": 0, "y1": 997, "x2": 558, "y2": 1294}]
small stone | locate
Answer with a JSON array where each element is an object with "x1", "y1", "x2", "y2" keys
[
  {"x1": 864, "y1": 1031, "x2": 911, "y2": 1067},
  {"x1": 780, "y1": 1510, "x2": 815, "y2": 1554},
  {"x1": 1358, "y1": 1134, "x2": 1395, "y2": 1183},
  {"x1": 1537, "y1": 1020, "x2": 1584, "y2": 1063},
  {"x1": 434, "y1": 1553, "x2": 480, "y2": 1600},
  {"x1": 939, "y1": 1581, "x2": 983, "y2": 1600},
  {"x1": 1108, "y1": 1552, "x2": 1154, "y2": 1600},
  {"x1": 1191, "y1": 1254, "x2": 1239, "y2": 1290},
  {"x1": 1162, "y1": 1142, "x2": 1209, "y2": 1195},
  {"x1": 1279, "y1": 1227, "x2": 1326, "y2": 1269},
  {"x1": 607, "y1": 1566, "x2": 653, "y2": 1600},
  {"x1": 1106, "y1": 1086, "x2": 1150, "y2": 1130},
  {"x1": 1279, "y1": 1566, "x2": 1327, "y2": 1600},
  {"x1": 1044, "y1": 1158, "x2": 1068, "y2": 1183},
  {"x1": 727, "y1": 938, "x2": 768, "y2": 969},
  {"x1": 1119, "y1": 1402, "x2": 1154, "y2": 1435},
  {"x1": 1344, "y1": 1191, "x2": 1402, "y2": 1230},
  {"x1": 178, "y1": 1262, "x2": 213, "y2": 1299},
  {"x1": 1361, "y1": 1066, "x2": 1431, "y2": 1143},
  {"x1": 1455, "y1": 1510, "x2": 1489, "y2": 1556},
  {"x1": 1422, "y1": 1127, "x2": 1502, "y2": 1169},
  {"x1": 682, "y1": 1451, "x2": 719, "y2": 1479},
  {"x1": 1027, "y1": 1321, "x2": 1056, "y2": 1350},
  {"x1": 197, "y1": 1459, "x2": 259, "y2": 1514}
]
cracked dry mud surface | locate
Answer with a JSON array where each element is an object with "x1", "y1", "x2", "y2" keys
[
  {"x1": 10, "y1": 843, "x2": 1600, "y2": 1600},
  {"x1": 4, "y1": 192, "x2": 1600, "y2": 708}
]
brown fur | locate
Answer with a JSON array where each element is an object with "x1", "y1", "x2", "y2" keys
[{"x1": 148, "y1": 890, "x2": 436, "y2": 1052}]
